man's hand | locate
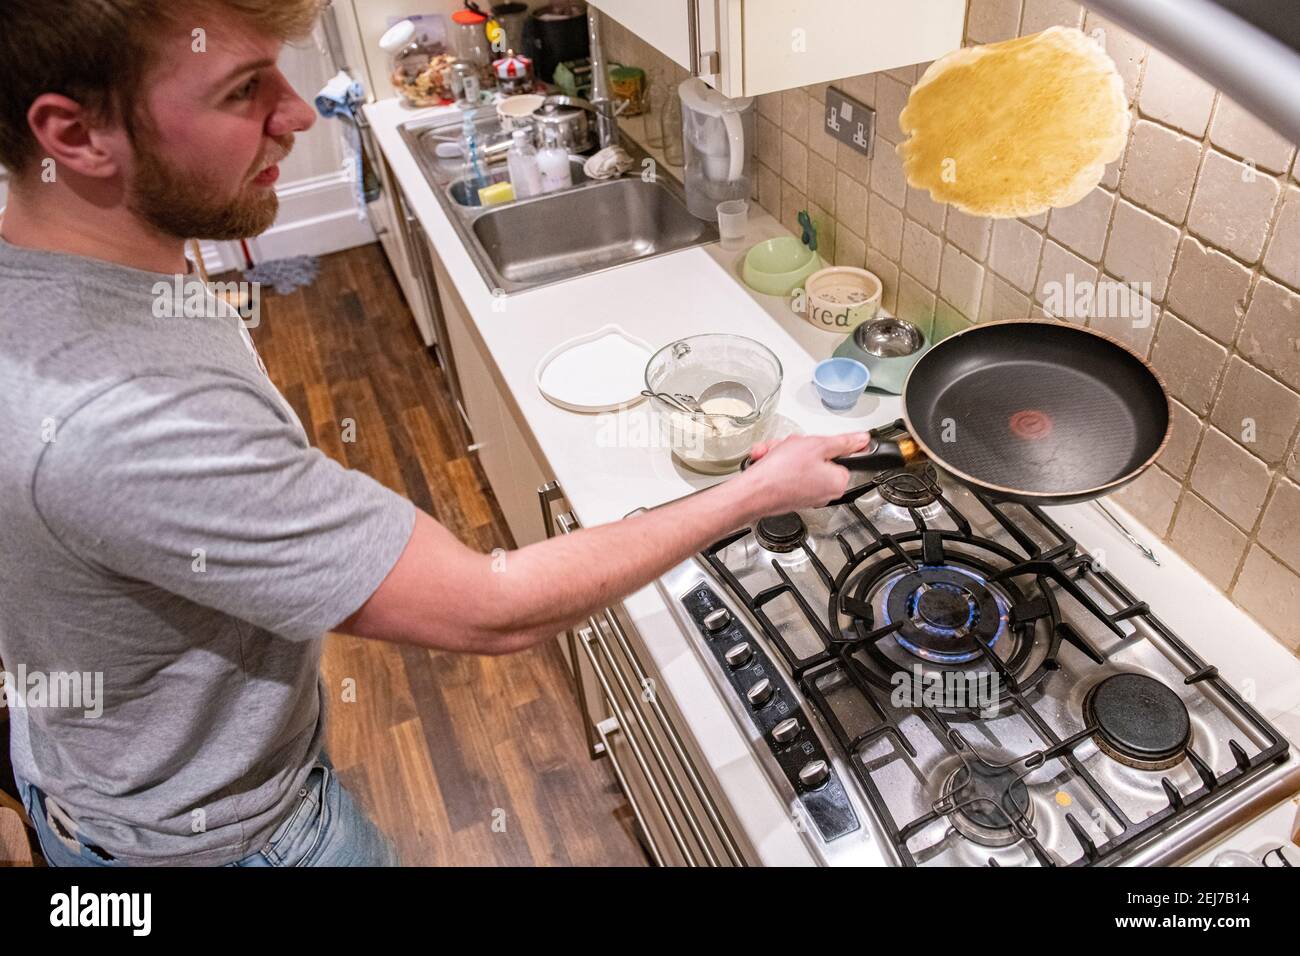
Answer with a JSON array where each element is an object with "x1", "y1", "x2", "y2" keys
[{"x1": 736, "y1": 431, "x2": 873, "y2": 520}]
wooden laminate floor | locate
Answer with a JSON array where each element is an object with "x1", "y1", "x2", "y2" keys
[{"x1": 236, "y1": 243, "x2": 647, "y2": 866}]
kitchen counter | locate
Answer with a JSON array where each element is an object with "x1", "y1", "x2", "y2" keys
[{"x1": 365, "y1": 96, "x2": 1300, "y2": 865}]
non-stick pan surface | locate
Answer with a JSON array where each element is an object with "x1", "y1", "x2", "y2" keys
[{"x1": 898, "y1": 321, "x2": 1170, "y2": 504}]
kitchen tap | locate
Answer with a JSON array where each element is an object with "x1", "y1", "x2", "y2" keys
[{"x1": 586, "y1": 7, "x2": 619, "y2": 150}]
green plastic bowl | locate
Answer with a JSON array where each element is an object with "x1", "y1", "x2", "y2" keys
[{"x1": 742, "y1": 236, "x2": 823, "y2": 297}]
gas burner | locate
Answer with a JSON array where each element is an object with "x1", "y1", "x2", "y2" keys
[
  {"x1": 1083, "y1": 673, "x2": 1192, "y2": 771},
  {"x1": 886, "y1": 566, "x2": 1004, "y2": 663},
  {"x1": 878, "y1": 466, "x2": 941, "y2": 509},
  {"x1": 939, "y1": 759, "x2": 1034, "y2": 848},
  {"x1": 755, "y1": 512, "x2": 807, "y2": 553}
]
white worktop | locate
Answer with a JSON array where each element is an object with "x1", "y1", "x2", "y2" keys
[{"x1": 365, "y1": 96, "x2": 1300, "y2": 865}]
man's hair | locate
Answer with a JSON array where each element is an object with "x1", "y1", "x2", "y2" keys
[{"x1": 0, "y1": 0, "x2": 319, "y2": 172}]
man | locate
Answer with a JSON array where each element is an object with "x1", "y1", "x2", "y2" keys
[{"x1": 0, "y1": 0, "x2": 867, "y2": 867}]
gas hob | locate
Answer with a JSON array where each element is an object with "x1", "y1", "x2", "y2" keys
[{"x1": 657, "y1": 424, "x2": 1299, "y2": 866}]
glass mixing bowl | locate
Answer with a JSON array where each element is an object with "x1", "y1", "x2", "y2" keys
[{"x1": 644, "y1": 334, "x2": 783, "y2": 474}]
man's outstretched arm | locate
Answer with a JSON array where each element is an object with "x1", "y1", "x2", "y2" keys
[{"x1": 339, "y1": 432, "x2": 870, "y2": 655}]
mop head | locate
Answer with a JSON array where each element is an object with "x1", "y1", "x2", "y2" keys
[{"x1": 243, "y1": 255, "x2": 321, "y2": 295}]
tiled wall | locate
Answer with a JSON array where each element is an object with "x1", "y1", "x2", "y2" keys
[{"x1": 601, "y1": 0, "x2": 1300, "y2": 658}]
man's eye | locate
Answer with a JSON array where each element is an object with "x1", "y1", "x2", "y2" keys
[{"x1": 229, "y1": 77, "x2": 260, "y2": 101}]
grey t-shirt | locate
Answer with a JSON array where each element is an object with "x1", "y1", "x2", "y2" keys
[{"x1": 0, "y1": 237, "x2": 416, "y2": 865}]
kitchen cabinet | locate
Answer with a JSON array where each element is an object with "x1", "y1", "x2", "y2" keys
[
  {"x1": 590, "y1": 0, "x2": 966, "y2": 98},
  {"x1": 537, "y1": 493, "x2": 752, "y2": 867},
  {"x1": 370, "y1": 143, "x2": 438, "y2": 349},
  {"x1": 428, "y1": 249, "x2": 553, "y2": 549}
]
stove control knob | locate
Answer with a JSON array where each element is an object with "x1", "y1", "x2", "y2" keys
[
  {"x1": 772, "y1": 717, "x2": 800, "y2": 744},
  {"x1": 702, "y1": 608, "x2": 732, "y2": 634},
  {"x1": 724, "y1": 642, "x2": 753, "y2": 668},
  {"x1": 746, "y1": 678, "x2": 774, "y2": 709},
  {"x1": 798, "y1": 759, "x2": 830, "y2": 790}
]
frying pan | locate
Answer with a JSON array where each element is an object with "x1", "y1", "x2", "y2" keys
[{"x1": 831, "y1": 320, "x2": 1171, "y2": 506}]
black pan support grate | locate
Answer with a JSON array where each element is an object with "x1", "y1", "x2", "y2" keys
[{"x1": 698, "y1": 423, "x2": 1290, "y2": 866}]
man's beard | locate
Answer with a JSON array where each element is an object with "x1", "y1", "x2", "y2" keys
[{"x1": 126, "y1": 135, "x2": 290, "y2": 241}]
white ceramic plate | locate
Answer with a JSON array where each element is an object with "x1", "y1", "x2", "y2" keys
[{"x1": 535, "y1": 324, "x2": 654, "y2": 413}]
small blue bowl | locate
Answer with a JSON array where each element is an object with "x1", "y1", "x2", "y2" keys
[{"x1": 813, "y1": 357, "x2": 870, "y2": 410}]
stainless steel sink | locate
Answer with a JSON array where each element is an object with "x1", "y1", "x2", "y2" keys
[
  {"x1": 398, "y1": 108, "x2": 718, "y2": 294},
  {"x1": 472, "y1": 178, "x2": 716, "y2": 290}
]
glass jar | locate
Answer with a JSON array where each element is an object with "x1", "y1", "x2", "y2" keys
[
  {"x1": 450, "y1": 9, "x2": 497, "y2": 90},
  {"x1": 379, "y1": 19, "x2": 456, "y2": 108}
]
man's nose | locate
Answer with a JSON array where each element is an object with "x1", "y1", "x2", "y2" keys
[{"x1": 268, "y1": 83, "x2": 317, "y2": 139}]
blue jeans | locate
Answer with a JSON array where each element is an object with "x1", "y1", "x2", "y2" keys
[{"x1": 15, "y1": 753, "x2": 399, "y2": 867}]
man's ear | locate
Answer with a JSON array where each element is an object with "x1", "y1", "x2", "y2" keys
[{"x1": 25, "y1": 93, "x2": 124, "y2": 179}]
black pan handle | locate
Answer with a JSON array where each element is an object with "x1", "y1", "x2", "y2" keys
[{"x1": 832, "y1": 435, "x2": 924, "y2": 474}]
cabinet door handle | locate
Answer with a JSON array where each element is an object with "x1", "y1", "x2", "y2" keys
[{"x1": 687, "y1": 0, "x2": 719, "y2": 76}]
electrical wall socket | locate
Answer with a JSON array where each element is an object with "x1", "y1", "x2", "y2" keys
[{"x1": 825, "y1": 87, "x2": 875, "y2": 158}]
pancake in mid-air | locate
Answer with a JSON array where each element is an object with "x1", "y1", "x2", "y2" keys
[{"x1": 897, "y1": 27, "x2": 1129, "y2": 219}]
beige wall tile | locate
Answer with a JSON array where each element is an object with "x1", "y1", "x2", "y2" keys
[
  {"x1": 934, "y1": 300, "x2": 974, "y2": 341},
  {"x1": 1020, "y1": 0, "x2": 1084, "y2": 33},
  {"x1": 1161, "y1": 399, "x2": 1203, "y2": 480},
  {"x1": 1189, "y1": 427, "x2": 1273, "y2": 530},
  {"x1": 1047, "y1": 187, "x2": 1115, "y2": 262},
  {"x1": 885, "y1": 64, "x2": 919, "y2": 85},
  {"x1": 939, "y1": 244, "x2": 986, "y2": 320},
  {"x1": 967, "y1": 0, "x2": 1024, "y2": 44},
  {"x1": 1084, "y1": 13, "x2": 1146, "y2": 104},
  {"x1": 1187, "y1": 150, "x2": 1282, "y2": 264},
  {"x1": 1263, "y1": 185, "x2": 1300, "y2": 291},
  {"x1": 781, "y1": 133, "x2": 807, "y2": 193},
  {"x1": 1232, "y1": 546, "x2": 1300, "y2": 651},
  {"x1": 947, "y1": 209, "x2": 994, "y2": 261},
  {"x1": 806, "y1": 97, "x2": 838, "y2": 162},
  {"x1": 1104, "y1": 200, "x2": 1180, "y2": 300},
  {"x1": 870, "y1": 141, "x2": 909, "y2": 209},
  {"x1": 836, "y1": 171, "x2": 868, "y2": 234},
  {"x1": 836, "y1": 141, "x2": 869, "y2": 185},
  {"x1": 867, "y1": 198, "x2": 904, "y2": 260},
  {"x1": 1120, "y1": 120, "x2": 1203, "y2": 224},
  {"x1": 897, "y1": 273, "x2": 937, "y2": 332},
  {"x1": 1165, "y1": 237, "x2": 1252, "y2": 345},
  {"x1": 835, "y1": 223, "x2": 866, "y2": 269},
  {"x1": 808, "y1": 204, "x2": 837, "y2": 263},
  {"x1": 1210, "y1": 358, "x2": 1300, "y2": 464},
  {"x1": 782, "y1": 90, "x2": 809, "y2": 138},
  {"x1": 807, "y1": 153, "x2": 835, "y2": 211},
  {"x1": 874, "y1": 76, "x2": 911, "y2": 145},
  {"x1": 1290, "y1": 438, "x2": 1300, "y2": 482},
  {"x1": 1112, "y1": 465, "x2": 1181, "y2": 537},
  {"x1": 901, "y1": 220, "x2": 942, "y2": 288},
  {"x1": 1139, "y1": 49, "x2": 1217, "y2": 137},
  {"x1": 978, "y1": 272, "x2": 1032, "y2": 323},
  {"x1": 1209, "y1": 96, "x2": 1296, "y2": 176},
  {"x1": 838, "y1": 74, "x2": 876, "y2": 110},
  {"x1": 1238, "y1": 277, "x2": 1300, "y2": 391},
  {"x1": 780, "y1": 181, "x2": 808, "y2": 234},
  {"x1": 757, "y1": 116, "x2": 782, "y2": 172},
  {"x1": 1089, "y1": 278, "x2": 1159, "y2": 357},
  {"x1": 1170, "y1": 492, "x2": 1248, "y2": 590},
  {"x1": 1037, "y1": 240, "x2": 1098, "y2": 319},
  {"x1": 758, "y1": 163, "x2": 781, "y2": 213},
  {"x1": 1259, "y1": 479, "x2": 1300, "y2": 573},
  {"x1": 1150, "y1": 313, "x2": 1228, "y2": 414},
  {"x1": 988, "y1": 218, "x2": 1045, "y2": 294},
  {"x1": 866, "y1": 249, "x2": 900, "y2": 314},
  {"x1": 906, "y1": 185, "x2": 948, "y2": 234}
]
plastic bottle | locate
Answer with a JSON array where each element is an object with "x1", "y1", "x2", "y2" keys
[
  {"x1": 537, "y1": 124, "x2": 573, "y2": 194},
  {"x1": 506, "y1": 129, "x2": 543, "y2": 199}
]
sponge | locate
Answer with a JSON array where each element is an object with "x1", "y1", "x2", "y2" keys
[{"x1": 478, "y1": 181, "x2": 515, "y2": 206}]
